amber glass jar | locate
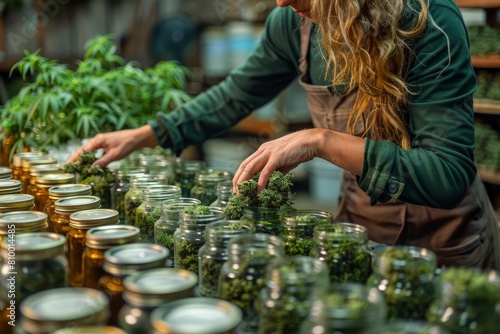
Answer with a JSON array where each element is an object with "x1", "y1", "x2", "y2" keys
[
  {"x1": 67, "y1": 209, "x2": 119, "y2": 287},
  {"x1": 174, "y1": 159, "x2": 206, "y2": 197},
  {"x1": 43, "y1": 184, "x2": 93, "y2": 232},
  {"x1": 0, "y1": 194, "x2": 34, "y2": 213},
  {"x1": 83, "y1": 225, "x2": 140, "y2": 289},
  {"x1": 10, "y1": 151, "x2": 45, "y2": 180},
  {"x1": 32, "y1": 173, "x2": 76, "y2": 211},
  {"x1": 20, "y1": 287, "x2": 110, "y2": 334},
  {"x1": 190, "y1": 169, "x2": 232, "y2": 205},
  {"x1": 0, "y1": 211, "x2": 48, "y2": 243},
  {"x1": 118, "y1": 268, "x2": 197, "y2": 333},
  {"x1": 25, "y1": 164, "x2": 62, "y2": 196},
  {"x1": 19, "y1": 156, "x2": 58, "y2": 194},
  {"x1": 51, "y1": 195, "x2": 101, "y2": 237},
  {"x1": 99, "y1": 243, "x2": 169, "y2": 326}
]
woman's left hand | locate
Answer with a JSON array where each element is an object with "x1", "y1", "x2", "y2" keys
[{"x1": 234, "y1": 129, "x2": 320, "y2": 192}]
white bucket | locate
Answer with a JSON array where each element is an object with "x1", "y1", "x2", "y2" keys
[{"x1": 306, "y1": 158, "x2": 343, "y2": 204}]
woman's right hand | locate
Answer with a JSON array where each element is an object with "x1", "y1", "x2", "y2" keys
[{"x1": 66, "y1": 125, "x2": 159, "y2": 168}]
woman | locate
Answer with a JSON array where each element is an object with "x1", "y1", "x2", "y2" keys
[{"x1": 69, "y1": 0, "x2": 500, "y2": 269}]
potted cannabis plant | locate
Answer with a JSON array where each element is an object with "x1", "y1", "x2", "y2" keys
[{"x1": 0, "y1": 34, "x2": 192, "y2": 163}]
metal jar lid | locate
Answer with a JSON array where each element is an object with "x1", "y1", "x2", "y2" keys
[
  {"x1": 12, "y1": 151, "x2": 46, "y2": 167},
  {"x1": 103, "y1": 243, "x2": 169, "y2": 276},
  {"x1": 48, "y1": 184, "x2": 92, "y2": 199},
  {"x1": 35, "y1": 173, "x2": 76, "y2": 188},
  {"x1": 28, "y1": 164, "x2": 62, "y2": 177},
  {"x1": 20, "y1": 287, "x2": 110, "y2": 333},
  {"x1": 150, "y1": 297, "x2": 242, "y2": 334},
  {"x1": 0, "y1": 232, "x2": 66, "y2": 261},
  {"x1": 0, "y1": 194, "x2": 35, "y2": 209},
  {"x1": 52, "y1": 326, "x2": 127, "y2": 334},
  {"x1": 69, "y1": 209, "x2": 119, "y2": 229},
  {"x1": 0, "y1": 166, "x2": 12, "y2": 179},
  {"x1": 85, "y1": 225, "x2": 140, "y2": 250},
  {"x1": 55, "y1": 196, "x2": 101, "y2": 214},
  {"x1": 122, "y1": 268, "x2": 197, "y2": 308},
  {"x1": 0, "y1": 211, "x2": 48, "y2": 235},
  {"x1": 0, "y1": 179, "x2": 22, "y2": 195},
  {"x1": 21, "y1": 157, "x2": 58, "y2": 171}
]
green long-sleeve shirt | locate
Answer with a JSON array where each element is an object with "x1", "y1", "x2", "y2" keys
[{"x1": 150, "y1": 0, "x2": 477, "y2": 209}]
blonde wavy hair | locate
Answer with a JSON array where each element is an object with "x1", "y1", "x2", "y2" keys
[{"x1": 310, "y1": 0, "x2": 429, "y2": 149}]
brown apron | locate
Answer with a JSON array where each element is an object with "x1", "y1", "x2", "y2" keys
[{"x1": 297, "y1": 19, "x2": 500, "y2": 270}]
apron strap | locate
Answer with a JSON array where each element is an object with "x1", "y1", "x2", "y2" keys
[{"x1": 299, "y1": 18, "x2": 312, "y2": 74}]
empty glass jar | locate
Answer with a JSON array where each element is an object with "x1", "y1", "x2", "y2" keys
[{"x1": 190, "y1": 169, "x2": 232, "y2": 205}]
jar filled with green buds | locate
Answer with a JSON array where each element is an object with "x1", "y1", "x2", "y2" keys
[
  {"x1": 426, "y1": 267, "x2": 500, "y2": 334},
  {"x1": 299, "y1": 283, "x2": 387, "y2": 334},
  {"x1": 310, "y1": 222, "x2": 372, "y2": 284},
  {"x1": 210, "y1": 180, "x2": 234, "y2": 209},
  {"x1": 198, "y1": 219, "x2": 256, "y2": 297},
  {"x1": 154, "y1": 197, "x2": 201, "y2": 266},
  {"x1": 280, "y1": 209, "x2": 333, "y2": 256},
  {"x1": 134, "y1": 185, "x2": 181, "y2": 243},
  {"x1": 110, "y1": 169, "x2": 146, "y2": 223},
  {"x1": 367, "y1": 245, "x2": 437, "y2": 321},
  {"x1": 258, "y1": 256, "x2": 329, "y2": 334},
  {"x1": 242, "y1": 207, "x2": 284, "y2": 236},
  {"x1": 174, "y1": 206, "x2": 223, "y2": 274},
  {"x1": 0, "y1": 232, "x2": 68, "y2": 305},
  {"x1": 175, "y1": 159, "x2": 206, "y2": 197},
  {"x1": 190, "y1": 169, "x2": 232, "y2": 205},
  {"x1": 219, "y1": 233, "x2": 285, "y2": 334},
  {"x1": 117, "y1": 268, "x2": 197, "y2": 334},
  {"x1": 124, "y1": 176, "x2": 159, "y2": 225}
]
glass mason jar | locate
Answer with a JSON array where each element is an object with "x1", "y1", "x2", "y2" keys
[
  {"x1": 33, "y1": 173, "x2": 76, "y2": 211},
  {"x1": 0, "y1": 211, "x2": 48, "y2": 243},
  {"x1": 146, "y1": 160, "x2": 176, "y2": 185},
  {"x1": 150, "y1": 297, "x2": 242, "y2": 334},
  {"x1": 124, "y1": 178, "x2": 159, "y2": 225},
  {"x1": 198, "y1": 220, "x2": 256, "y2": 297},
  {"x1": 242, "y1": 208, "x2": 284, "y2": 236},
  {"x1": 19, "y1": 156, "x2": 58, "y2": 194},
  {"x1": 25, "y1": 164, "x2": 62, "y2": 196},
  {"x1": 42, "y1": 184, "x2": 93, "y2": 232},
  {"x1": 190, "y1": 169, "x2": 232, "y2": 205},
  {"x1": 134, "y1": 185, "x2": 181, "y2": 243},
  {"x1": 219, "y1": 233, "x2": 285, "y2": 333},
  {"x1": 174, "y1": 159, "x2": 206, "y2": 197},
  {"x1": 11, "y1": 151, "x2": 46, "y2": 180},
  {"x1": 0, "y1": 194, "x2": 35, "y2": 213},
  {"x1": 0, "y1": 166, "x2": 12, "y2": 180},
  {"x1": 118, "y1": 268, "x2": 198, "y2": 334},
  {"x1": 426, "y1": 267, "x2": 500, "y2": 334},
  {"x1": 0, "y1": 179, "x2": 22, "y2": 195},
  {"x1": 280, "y1": 210, "x2": 333, "y2": 256},
  {"x1": 258, "y1": 256, "x2": 329, "y2": 334},
  {"x1": 110, "y1": 169, "x2": 147, "y2": 223},
  {"x1": 51, "y1": 195, "x2": 101, "y2": 237},
  {"x1": 174, "y1": 206, "x2": 223, "y2": 274},
  {"x1": 82, "y1": 225, "x2": 140, "y2": 289},
  {"x1": 210, "y1": 180, "x2": 234, "y2": 209},
  {"x1": 367, "y1": 245, "x2": 437, "y2": 321},
  {"x1": 99, "y1": 243, "x2": 170, "y2": 326},
  {"x1": 67, "y1": 209, "x2": 119, "y2": 287},
  {"x1": 363, "y1": 321, "x2": 450, "y2": 334},
  {"x1": 20, "y1": 287, "x2": 110, "y2": 334},
  {"x1": 154, "y1": 197, "x2": 201, "y2": 266},
  {"x1": 0, "y1": 232, "x2": 67, "y2": 305},
  {"x1": 310, "y1": 222, "x2": 372, "y2": 284},
  {"x1": 299, "y1": 283, "x2": 387, "y2": 334}
]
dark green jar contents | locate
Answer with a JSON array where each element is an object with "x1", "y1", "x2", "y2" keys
[
  {"x1": 242, "y1": 208, "x2": 284, "y2": 236},
  {"x1": 280, "y1": 210, "x2": 333, "y2": 256},
  {"x1": 174, "y1": 159, "x2": 206, "y2": 197},
  {"x1": 258, "y1": 256, "x2": 328, "y2": 334},
  {"x1": 310, "y1": 222, "x2": 372, "y2": 284},
  {"x1": 367, "y1": 246, "x2": 437, "y2": 321},
  {"x1": 124, "y1": 177, "x2": 158, "y2": 225},
  {"x1": 198, "y1": 219, "x2": 255, "y2": 297},
  {"x1": 426, "y1": 267, "x2": 500, "y2": 334}
]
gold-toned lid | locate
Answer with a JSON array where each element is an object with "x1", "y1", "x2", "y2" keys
[
  {"x1": 0, "y1": 232, "x2": 65, "y2": 261},
  {"x1": 69, "y1": 209, "x2": 119, "y2": 229},
  {"x1": 85, "y1": 225, "x2": 140, "y2": 249},
  {"x1": 0, "y1": 166, "x2": 12, "y2": 179},
  {"x1": 52, "y1": 327, "x2": 127, "y2": 334},
  {"x1": 36, "y1": 173, "x2": 76, "y2": 187},
  {"x1": 22, "y1": 157, "x2": 58, "y2": 171},
  {"x1": 0, "y1": 194, "x2": 35, "y2": 209},
  {"x1": 54, "y1": 196, "x2": 101, "y2": 213},
  {"x1": 103, "y1": 243, "x2": 169, "y2": 276},
  {"x1": 49, "y1": 184, "x2": 92, "y2": 199},
  {"x1": 20, "y1": 287, "x2": 110, "y2": 333},
  {"x1": 12, "y1": 151, "x2": 46, "y2": 167},
  {"x1": 122, "y1": 268, "x2": 197, "y2": 308},
  {"x1": 0, "y1": 179, "x2": 22, "y2": 195},
  {"x1": 0, "y1": 211, "x2": 48, "y2": 234},
  {"x1": 28, "y1": 164, "x2": 62, "y2": 177}
]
